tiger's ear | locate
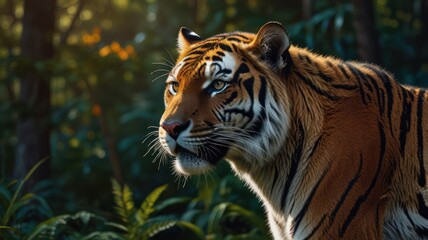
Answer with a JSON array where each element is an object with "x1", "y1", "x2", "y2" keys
[
  {"x1": 249, "y1": 22, "x2": 291, "y2": 71},
  {"x1": 177, "y1": 27, "x2": 202, "y2": 53}
]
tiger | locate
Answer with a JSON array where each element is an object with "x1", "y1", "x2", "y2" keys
[{"x1": 157, "y1": 21, "x2": 428, "y2": 239}]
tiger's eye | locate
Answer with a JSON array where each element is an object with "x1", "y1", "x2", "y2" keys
[
  {"x1": 212, "y1": 80, "x2": 225, "y2": 90},
  {"x1": 169, "y1": 82, "x2": 179, "y2": 95}
]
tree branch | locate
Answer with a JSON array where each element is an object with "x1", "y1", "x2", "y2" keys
[{"x1": 60, "y1": 0, "x2": 84, "y2": 46}]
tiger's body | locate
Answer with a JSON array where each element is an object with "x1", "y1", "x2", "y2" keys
[{"x1": 158, "y1": 22, "x2": 428, "y2": 239}]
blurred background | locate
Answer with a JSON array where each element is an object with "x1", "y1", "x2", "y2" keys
[{"x1": 0, "y1": 0, "x2": 427, "y2": 239}]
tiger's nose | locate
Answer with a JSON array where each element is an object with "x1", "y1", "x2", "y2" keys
[{"x1": 161, "y1": 120, "x2": 189, "y2": 140}]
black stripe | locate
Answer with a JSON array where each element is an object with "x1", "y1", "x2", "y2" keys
[
  {"x1": 298, "y1": 53, "x2": 305, "y2": 62},
  {"x1": 216, "y1": 51, "x2": 225, "y2": 56},
  {"x1": 196, "y1": 63, "x2": 207, "y2": 76},
  {"x1": 399, "y1": 88, "x2": 412, "y2": 156},
  {"x1": 307, "y1": 135, "x2": 323, "y2": 160},
  {"x1": 340, "y1": 121, "x2": 386, "y2": 236},
  {"x1": 331, "y1": 83, "x2": 358, "y2": 91},
  {"x1": 403, "y1": 206, "x2": 419, "y2": 231},
  {"x1": 303, "y1": 214, "x2": 327, "y2": 240},
  {"x1": 357, "y1": 78, "x2": 368, "y2": 105},
  {"x1": 318, "y1": 72, "x2": 333, "y2": 82},
  {"x1": 231, "y1": 63, "x2": 250, "y2": 84},
  {"x1": 338, "y1": 63, "x2": 350, "y2": 79},
  {"x1": 259, "y1": 76, "x2": 267, "y2": 106},
  {"x1": 281, "y1": 123, "x2": 305, "y2": 210},
  {"x1": 196, "y1": 42, "x2": 215, "y2": 50},
  {"x1": 365, "y1": 73, "x2": 385, "y2": 116},
  {"x1": 293, "y1": 167, "x2": 330, "y2": 234},
  {"x1": 344, "y1": 63, "x2": 368, "y2": 105},
  {"x1": 363, "y1": 64, "x2": 394, "y2": 129},
  {"x1": 212, "y1": 55, "x2": 222, "y2": 61},
  {"x1": 233, "y1": 33, "x2": 250, "y2": 40},
  {"x1": 224, "y1": 108, "x2": 253, "y2": 120},
  {"x1": 303, "y1": 54, "x2": 312, "y2": 64},
  {"x1": 248, "y1": 115, "x2": 263, "y2": 135},
  {"x1": 203, "y1": 120, "x2": 214, "y2": 127},
  {"x1": 402, "y1": 204, "x2": 428, "y2": 238},
  {"x1": 214, "y1": 111, "x2": 224, "y2": 122},
  {"x1": 214, "y1": 68, "x2": 232, "y2": 77},
  {"x1": 243, "y1": 77, "x2": 254, "y2": 106},
  {"x1": 243, "y1": 77, "x2": 265, "y2": 134},
  {"x1": 223, "y1": 91, "x2": 238, "y2": 105},
  {"x1": 218, "y1": 43, "x2": 232, "y2": 52},
  {"x1": 226, "y1": 37, "x2": 243, "y2": 43},
  {"x1": 417, "y1": 90, "x2": 426, "y2": 187},
  {"x1": 417, "y1": 193, "x2": 428, "y2": 219},
  {"x1": 295, "y1": 71, "x2": 339, "y2": 101},
  {"x1": 326, "y1": 61, "x2": 334, "y2": 68},
  {"x1": 330, "y1": 155, "x2": 363, "y2": 222},
  {"x1": 187, "y1": 50, "x2": 206, "y2": 56}
]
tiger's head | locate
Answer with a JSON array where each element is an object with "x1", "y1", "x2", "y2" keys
[{"x1": 159, "y1": 22, "x2": 291, "y2": 175}]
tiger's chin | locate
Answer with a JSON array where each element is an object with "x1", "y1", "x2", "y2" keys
[{"x1": 173, "y1": 151, "x2": 217, "y2": 175}]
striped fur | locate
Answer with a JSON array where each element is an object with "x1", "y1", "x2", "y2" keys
[{"x1": 158, "y1": 22, "x2": 428, "y2": 239}]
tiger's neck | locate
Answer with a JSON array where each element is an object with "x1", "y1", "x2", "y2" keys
[
  {"x1": 229, "y1": 47, "x2": 339, "y2": 212},
  {"x1": 228, "y1": 46, "x2": 372, "y2": 224}
]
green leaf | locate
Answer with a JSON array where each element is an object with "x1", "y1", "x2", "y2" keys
[
  {"x1": 111, "y1": 179, "x2": 135, "y2": 225},
  {"x1": 142, "y1": 220, "x2": 176, "y2": 240},
  {"x1": 0, "y1": 225, "x2": 20, "y2": 233},
  {"x1": 2, "y1": 158, "x2": 48, "y2": 226},
  {"x1": 25, "y1": 211, "x2": 108, "y2": 240},
  {"x1": 140, "y1": 220, "x2": 205, "y2": 240},
  {"x1": 207, "y1": 202, "x2": 228, "y2": 234},
  {"x1": 174, "y1": 221, "x2": 205, "y2": 239},
  {"x1": 136, "y1": 184, "x2": 168, "y2": 226},
  {"x1": 81, "y1": 231, "x2": 126, "y2": 240},
  {"x1": 208, "y1": 202, "x2": 267, "y2": 236}
]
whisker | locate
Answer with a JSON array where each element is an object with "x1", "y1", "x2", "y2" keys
[
  {"x1": 152, "y1": 62, "x2": 174, "y2": 68},
  {"x1": 165, "y1": 48, "x2": 176, "y2": 64},
  {"x1": 150, "y1": 68, "x2": 171, "y2": 75},
  {"x1": 161, "y1": 56, "x2": 175, "y2": 67},
  {"x1": 151, "y1": 72, "x2": 170, "y2": 82}
]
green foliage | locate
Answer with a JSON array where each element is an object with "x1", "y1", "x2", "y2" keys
[
  {"x1": 151, "y1": 172, "x2": 270, "y2": 240},
  {"x1": 110, "y1": 180, "x2": 180, "y2": 239},
  {"x1": 0, "y1": 158, "x2": 52, "y2": 239},
  {"x1": 26, "y1": 211, "x2": 124, "y2": 240},
  {"x1": 206, "y1": 202, "x2": 268, "y2": 240},
  {"x1": 0, "y1": 178, "x2": 204, "y2": 240},
  {"x1": 112, "y1": 179, "x2": 135, "y2": 225}
]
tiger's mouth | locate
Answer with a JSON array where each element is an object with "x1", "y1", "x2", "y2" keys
[{"x1": 173, "y1": 145, "x2": 223, "y2": 175}]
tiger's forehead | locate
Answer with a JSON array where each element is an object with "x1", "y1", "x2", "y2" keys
[{"x1": 168, "y1": 48, "x2": 238, "y2": 85}]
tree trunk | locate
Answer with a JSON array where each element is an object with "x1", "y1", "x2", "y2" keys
[
  {"x1": 349, "y1": 0, "x2": 382, "y2": 65},
  {"x1": 302, "y1": 0, "x2": 311, "y2": 20},
  {"x1": 14, "y1": 0, "x2": 56, "y2": 190}
]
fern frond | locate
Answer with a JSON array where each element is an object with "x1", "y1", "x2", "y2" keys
[
  {"x1": 140, "y1": 220, "x2": 205, "y2": 240},
  {"x1": 141, "y1": 220, "x2": 176, "y2": 240},
  {"x1": 81, "y1": 231, "x2": 126, "y2": 240},
  {"x1": 111, "y1": 179, "x2": 135, "y2": 225},
  {"x1": 25, "y1": 211, "x2": 107, "y2": 240},
  {"x1": 135, "y1": 184, "x2": 168, "y2": 226}
]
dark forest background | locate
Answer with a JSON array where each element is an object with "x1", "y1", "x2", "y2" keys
[{"x1": 1, "y1": 0, "x2": 428, "y2": 239}]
